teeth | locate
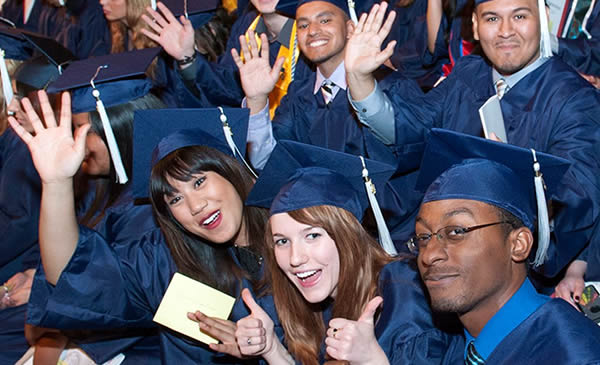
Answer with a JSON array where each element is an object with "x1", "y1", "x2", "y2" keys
[
  {"x1": 309, "y1": 40, "x2": 327, "y2": 47},
  {"x1": 203, "y1": 211, "x2": 220, "y2": 225},
  {"x1": 296, "y1": 270, "x2": 317, "y2": 279}
]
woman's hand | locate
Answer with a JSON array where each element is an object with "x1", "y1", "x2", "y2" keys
[
  {"x1": 236, "y1": 289, "x2": 294, "y2": 364},
  {"x1": 554, "y1": 260, "x2": 587, "y2": 310},
  {"x1": 231, "y1": 31, "x2": 285, "y2": 114},
  {"x1": 8, "y1": 91, "x2": 89, "y2": 185},
  {"x1": 141, "y1": 2, "x2": 195, "y2": 64},
  {"x1": 325, "y1": 297, "x2": 389, "y2": 365},
  {"x1": 187, "y1": 310, "x2": 242, "y2": 358}
]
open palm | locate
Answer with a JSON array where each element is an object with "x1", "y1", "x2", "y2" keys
[{"x1": 8, "y1": 92, "x2": 89, "y2": 184}]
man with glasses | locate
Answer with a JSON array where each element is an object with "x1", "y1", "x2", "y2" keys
[{"x1": 411, "y1": 129, "x2": 600, "y2": 364}]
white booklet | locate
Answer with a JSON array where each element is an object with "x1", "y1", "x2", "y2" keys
[
  {"x1": 153, "y1": 272, "x2": 236, "y2": 344},
  {"x1": 479, "y1": 94, "x2": 507, "y2": 143}
]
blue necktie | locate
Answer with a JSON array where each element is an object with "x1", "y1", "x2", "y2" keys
[{"x1": 465, "y1": 341, "x2": 485, "y2": 365}]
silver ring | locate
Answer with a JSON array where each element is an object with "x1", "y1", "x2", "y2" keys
[
  {"x1": 7, "y1": 111, "x2": 15, "y2": 117},
  {"x1": 247, "y1": 337, "x2": 252, "y2": 345}
]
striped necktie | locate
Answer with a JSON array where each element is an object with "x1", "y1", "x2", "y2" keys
[
  {"x1": 465, "y1": 341, "x2": 485, "y2": 365},
  {"x1": 321, "y1": 80, "x2": 335, "y2": 104},
  {"x1": 495, "y1": 78, "x2": 508, "y2": 100}
]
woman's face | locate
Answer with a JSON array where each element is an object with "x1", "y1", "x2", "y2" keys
[
  {"x1": 165, "y1": 171, "x2": 245, "y2": 245},
  {"x1": 73, "y1": 113, "x2": 111, "y2": 176},
  {"x1": 99, "y1": 0, "x2": 127, "y2": 21},
  {"x1": 8, "y1": 82, "x2": 33, "y2": 134},
  {"x1": 271, "y1": 212, "x2": 340, "y2": 303},
  {"x1": 251, "y1": 0, "x2": 279, "y2": 14}
]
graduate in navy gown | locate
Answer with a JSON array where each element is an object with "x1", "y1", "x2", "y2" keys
[
  {"x1": 234, "y1": 140, "x2": 463, "y2": 364},
  {"x1": 349, "y1": 0, "x2": 600, "y2": 280},
  {"x1": 411, "y1": 129, "x2": 600, "y2": 364},
  {"x1": 237, "y1": 0, "x2": 425, "y2": 247},
  {"x1": 11, "y1": 86, "x2": 283, "y2": 363},
  {"x1": 8, "y1": 50, "x2": 169, "y2": 364},
  {"x1": 425, "y1": 0, "x2": 600, "y2": 78},
  {"x1": 141, "y1": 0, "x2": 314, "y2": 110}
]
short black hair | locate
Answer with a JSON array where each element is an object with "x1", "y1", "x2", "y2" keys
[{"x1": 494, "y1": 205, "x2": 526, "y2": 238}]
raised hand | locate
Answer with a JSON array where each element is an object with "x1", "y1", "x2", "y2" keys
[
  {"x1": 231, "y1": 31, "x2": 285, "y2": 114},
  {"x1": 141, "y1": 2, "x2": 195, "y2": 63},
  {"x1": 345, "y1": 2, "x2": 397, "y2": 77},
  {"x1": 325, "y1": 297, "x2": 389, "y2": 365},
  {"x1": 187, "y1": 310, "x2": 242, "y2": 358},
  {"x1": 8, "y1": 91, "x2": 90, "y2": 185},
  {"x1": 235, "y1": 289, "x2": 294, "y2": 364}
]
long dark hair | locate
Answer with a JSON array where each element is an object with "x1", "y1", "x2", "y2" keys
[
  {"x1": 79, "y1": 93, "x2": 165, "y2": 227},
  {"x1": 150, "y1": 145, "x2": 268, "y2": 295},
  {"x1": 264, "y1": 205, "x2": 395, "y2": 365}
]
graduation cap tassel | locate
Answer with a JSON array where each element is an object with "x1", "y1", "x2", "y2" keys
[
  {"x1": 218, "y1": 107, "x2": 258, "y2": 179},
  {"x1": 0, "y1": 49, "x2": 14, "y2": 107},
  {"x1": 91, "y1": 66, "x2": 128, "y2": 184},
  {"x1": 347, "y1": 0, "x2": 358, "y2": 25},
  {"x1": 531, "y1": 149, "x2": 549, "y2": 267},
  {"x1": 360, "y1": 156, "x2": 397, "y2": 256},
  {"x1": 538, "y1": 0, "x2": 553, "y2": 58}
]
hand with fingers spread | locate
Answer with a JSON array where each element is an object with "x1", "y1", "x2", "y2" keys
[
  {"x1": 8, "y1": 91, "x2": 90, "y2": 185},
  {"x1": 231, "y1": 31, "x2": 285, "y2": 115},
  {"x1": 325, "y1": 297, "x2": 389, "y2": 365},
  {"x1": 141, "y1": 2, "x2": 195, "y2": 65},
  {"x1": 345, "y1": 2, "x2": 396, "y2": 78},
  {"x1": 236, "y1": 289, "x2": 294, "y2": 364},
  {"x1": 187, "y1": 310, "x2": 242, "y2": 358}
]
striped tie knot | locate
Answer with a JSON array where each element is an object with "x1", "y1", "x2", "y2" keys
[
  {"x1": 495, "y1": 78, "x2": 508, "y2": 99},
  {"x1": 465, "y1": 341, "x2": 485, "y2": 365},
  {"x1": 321, "y1": 80, "x2": 335, "y2": 104}
]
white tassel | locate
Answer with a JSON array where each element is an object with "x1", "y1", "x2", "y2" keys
[
  {"x1": 531, "y1": 149, "x2": 549, "y2": 267},
  {"x1": 359, "y1": 156, "x2": 397, "y2": 256},
  {"x1": 93, "y1": 88, "x2": 128, "y2": 184},
  {"x1": 151, "y1": 0, "x2": 157, "y2": 11},
  {"x1": 218, "y1": 107, "x2": 257, "y2": 179},
  {"x1": 0, "y1": 49, "x2": 14, "y2": 107},
  {"x1": 347, "y1": 0, "x2": 358, "y2": 25},
  {"x1": 538, "y1": 0, "x2": 553, "y2": 58}
]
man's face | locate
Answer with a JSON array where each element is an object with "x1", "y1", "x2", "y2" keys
[
  {"x1": 472, "y1": 0, "x2": 541, "y2": 76},
  {"x1": 296, "y1": 1, "x2": 351, "y2": 69},
  {"x1": 416, "y1": 199, "x2": 514, "y2": 315}
]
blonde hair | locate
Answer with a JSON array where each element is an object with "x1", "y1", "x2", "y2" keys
[
  {"x1": 109, "y1": 0, "x2": 158, "y2": 74},
  {"x1": 0, "y1": 59, "x2": 22, "y2": 135}
]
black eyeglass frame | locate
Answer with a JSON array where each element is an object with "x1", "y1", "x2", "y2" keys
[{"x1": 406, "y1": 221, "x2": 512, "y2": 254}]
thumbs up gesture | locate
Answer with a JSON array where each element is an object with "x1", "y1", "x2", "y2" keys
[
  {"x1": 235, "y1": 289, "x2": 295, "y2": 364},
  {"x1": 325, "y1": 296, "x2": 389, "y2": 365}
]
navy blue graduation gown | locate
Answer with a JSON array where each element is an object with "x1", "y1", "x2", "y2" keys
[
  {"x1": 557, "y1": 0, "x2": 600, "y2": 75},
  {"x1": 318, "y1": 260, "x2": 464, "y2": 364},
  {"x1": 0, "y1": 129, "x2": 41, "y2": 283},
  {"x1": 387, "y1": 55, "x2": 600, "y2": 278},
  {"x1": 181, "y1": 9, "x2": 314, "y2": 108},
  {"x1": 272, "y1": 72, "x2": 426, "y2": 246},
  {"x1": 484, "y1": 299, "x2": 600, "y2": 364},
  {"x1": 27, "y1": 225, "x2": 280, "y2": 363},
  {"x1": 388, "y1": 0, "x2": 447, "y2": 89},
  {"x1": 36, "y1": 0, "x2": 111, "y2": 59}
]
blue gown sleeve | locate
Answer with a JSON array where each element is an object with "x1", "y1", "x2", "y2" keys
[
  {"x1": 0, "y1": 130, "x2": 41, "y2": 281},
  {"x1": 26, "y1": 227, "x2": 171, "y2": 330},
  {"x1": 375, "y1": 261, "x2": 464, "y2": 364},
  {"x1": 557, "y1": 3, "x2": 600, "y2": 75}
]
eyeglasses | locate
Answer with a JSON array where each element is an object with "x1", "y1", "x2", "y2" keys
[{"x1": 406, "y1": 221, "x2": 511, "y2": 254}]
